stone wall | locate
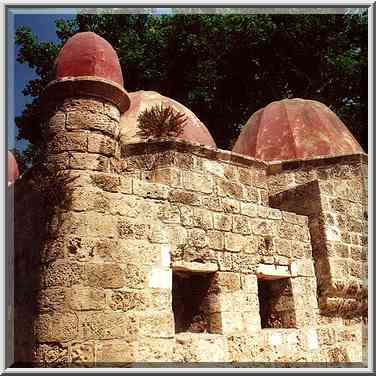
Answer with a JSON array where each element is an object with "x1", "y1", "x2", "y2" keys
[{"x1": 13, "y1": 105, "x2": 367, "y2": 366}]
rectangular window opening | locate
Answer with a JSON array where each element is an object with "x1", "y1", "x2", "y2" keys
[
  {"x1": 257, "y1": 277, "x2": 297, "y2": 329},
  {"x1": 172, "y1": 271, "x2": 216, "y2": 334}
]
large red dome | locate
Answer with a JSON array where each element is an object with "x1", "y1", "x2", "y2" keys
[
  {"x1": 233, "y1": 98, "x2": 364, "y2": 161},
  {"x1": 54, "y1": 32, "x2": 124, "y2": 87},
  {"x1": 8, "y1": 151, "x2": 19, "y2": 185},
  {"x1": 119, "y1": 91, "x2": 216, "y2": 148}
]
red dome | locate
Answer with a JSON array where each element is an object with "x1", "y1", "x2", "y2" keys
[
  {"x1": 8, "y1": 151, "x2": 19, "y2": 185},
  {"x1": 54, "y1": 32, "x2": 123, "y2": 87},
  {"x1": 233, "y1": 98, "x2": 364, "y2": 161},
  {"x1": 119, "y1": 91, "x2": 216, "y2": 148}
]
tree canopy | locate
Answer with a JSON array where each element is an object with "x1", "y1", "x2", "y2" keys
[{"x1": 14, "y1": 12, "x2": 368, "y2": 172}]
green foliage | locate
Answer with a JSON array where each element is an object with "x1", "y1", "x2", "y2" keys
[
  {"x1": 14, "y1": 11, "x2": 368, "y2": 166},
  {"x1": 137, "y1": 104, "x2": 187, "y2": 139}
]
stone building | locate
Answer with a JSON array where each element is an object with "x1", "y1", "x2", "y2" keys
[{"x1": 12, "y1": 32, "x2": 368, "y2": 366}]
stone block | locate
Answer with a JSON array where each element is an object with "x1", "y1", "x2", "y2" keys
[
  {"x1": 148, "y1": 267, "x2": 172, "y2": 289},
  {"x1": 110, "y1": 194, "x2": 139, "y2": 217},
  {"x1": 150, "y1": 168, "x2": 182, "y2": 188},
  {"x1": 179, "y1": 205, "x2": 194, "y2": 226},
  {"x1": 34, "y1": 342, "x2": 69, "y2": 366},
  {"x1": 66, "y1": 111, "x2": 118, "y2": 136},
  {"x1": 34, "y1": 312, "x2": 78, "y2": 342},
  {"x1": 187, "y1": 228, "x2": 207, "y2": 248},
  {"x1": 90, "y1": 173, "x2": 120, "y2": 192},
  {"x1": 183, "y1": 171, "x2": 213, "y2": 193},
  {"x1": 86, "y1": 212, "x2": 117, "y2": 238},
  {"x1": 119, "y1": 176, "x2": 133, "y2": 194},
  {"x1": 78, "y1": 312, "x2": 138, "y2": 341},
  {"x1": 222, "y1": 198, "x2": 240, "y2": 213},
  {"x1": 69, "y1": 152, "x2": 109, "y2": 172},
  {"x1": 133, "y1": 179, "x2": 169, "y2": 199},
  {"x1": 224, "y1": 232, "x2": 246, "y2": 253},
  {"x1": 211, "y1": 312, "x2": 244, "y2": 334},
  {"x1": 103, "y1": 102, "x2": 120, "y2": 121},
  {"x1": 117, "y1": 217, "x2": 151, "y2": 240},
  {"x1": 137, "y1": 338, "x2": 174, "y2": 362},
  {"x1": 240, "y1": 202, "x2": 258, "y2": 217},
  {"x1": 36, "y1": 287, "x2": 67, "y2": 312},
  {"x1": 47, "y1": 111, "x2": 66, "y2": 133},
  {"x1": 207, "y1": 230, "x2": 224, "y2": 250},
  {"x1": 251, "y1": 218, "x2": 276, "y2": 236},
  {"x1": 168, "y1": 189, "x2": 202, "y2": 206},
  {"x1": 122, "y1": 263, "x2": 147, "y2": 289},
  {"x1": 193, "y1": 208, "x2": 213, "y2": 229},
  {"x1": 245, "y1": 186, "x2": 259, "y2": 203},
  {"x1": 62, "y1": 98, "x2": 104, "y2": 113},
  {"x1": 157, "y1": 204, "x2": 181, "y2": 224},
  {"x1": 241, "y1": 274, "x2": 258, "y2": 294},
  {"x1": 216, "y1": 178, "x2": 244, "y2": 199},
  {"x1": 232, "y1": 215, "x2": 252, "y2": 234},
  {"x1": 44, "y1": 261, "x2": 85, "y2": 288},
  {"x1": 201, "y1": 196, "x2": 222, "y2": 212},
  {"x1": 237, "y1": 166, "x2": 254, "y2": 186},
  {"x1": 273, "y1": 238, "x2": 292, "y2": 258},
  {"x1": 88, "y1": 133, "x2": 116, "y2": 156},
  {"x1": 69, "y1": 188, "x2": 110, "y2": 213},
  {"x1": 96, "y1": 340, "x2": 138, "y2": 367},
  {"x1": 68, "y1": 286, "x2": 106, "y2": 310},
  {"x1": 70, "y1": 341, "x2": 95, "y2": 364},
  {"x1": 213, "y1": 212, "x2": 232, "y2": 231},
  {"x1": 49, "y1": 132, "x2": 88, "y2": 153},
  {"x1": 211, "y1": 272, "x2": 241, "y2": 292},
  {"x1": 85, "y1": 264, "x2": 125, "y2": 288},
  {"x1": 203, "y1": 160, "x2": 225, "y2": 177},
  {"x1": 138, "y1": 311, "x2": 175, "y2": 338}
]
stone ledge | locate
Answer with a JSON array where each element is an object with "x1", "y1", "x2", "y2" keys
[
  {"x1": 121, "y1": 138, "x2": 268, "y2": 169},
  {"x1": 171, "y1": 261, "x2": 219, "y2": 273},
  {"x1": 256, "y1": 263, "x2": 296, "y2": 279},
  {"x1": 42, "y1": 76, "x2": 130, "y2": 113},
  {"x1": 267, "y1": 153, "x2": 367, "y2": 175}
]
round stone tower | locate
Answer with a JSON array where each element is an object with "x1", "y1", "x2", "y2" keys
[{"x1": 30, "y1": 32, "x2": 132, "y2": 366}]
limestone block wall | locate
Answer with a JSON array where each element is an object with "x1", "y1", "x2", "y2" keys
[
  {"x1": 13, "y1": 120, "x2": 367, "y2": 366},
  {"x1": 267, "y1": 154, "x2": 367, "y2": 364}
]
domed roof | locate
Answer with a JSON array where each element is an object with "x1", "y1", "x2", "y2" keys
[
  {"x1": 233, "y1": 98, "x2": 364, "y2": 161},
  {"x1": 54, "y1": 32, "x2": 124, "y2": 87},
  {"x1": 119, "y1": 91, "x2": 216, "y2": 148},
  {"x1": 8, "y1": 151, "x2": 19, "y2": 185}
]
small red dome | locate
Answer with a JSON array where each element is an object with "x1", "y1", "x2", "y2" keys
[
  {"x1": 233, "y1": 98, "x2": 364, "y2": 161},
  {"x1": 8, "y1": 151, "x2": 20, "y2": 185},
  {"x1": 54, "y1": 32, "x2": 124, "y2": 87},
  {"x1": 120, "y1": 91, "x2": 216, "y2": 148}
]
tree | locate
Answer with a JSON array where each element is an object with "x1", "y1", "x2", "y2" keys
[{"x1": 14, "y1": 12, "x2": 368, "y2": 168}]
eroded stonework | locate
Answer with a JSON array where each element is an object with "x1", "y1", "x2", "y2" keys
[{"x1": 12, "y1": 78, "x2": 367, "y2": 367}]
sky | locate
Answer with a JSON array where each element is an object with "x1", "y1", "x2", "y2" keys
[{"x1": 8, "y1": 9, "x2": 77, "y2": 151}]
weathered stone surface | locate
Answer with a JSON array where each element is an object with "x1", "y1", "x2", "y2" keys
[
  {"x1": 133, "y1": 179, "x2": 169, "y2": 199},
  {"x1": 35, "y1": 312, "x2": 78, "y2": 342},
  {"x1": 96, "y1": 340, "x2": 137, "y2": 364},
  {"x1": 44, "y1": 262, "x2": 85, "y2": 288},
  {"x1": 78, "y1": 312, "x2": 138, "y2": 341},
  {"x1": 71, "y1": 341, "x2": 95, "y2": 364},
  {"x1": 183, "y1": 171, "x2": 213, "y2": 193},
  {"x1": 216, "y1": 178, "x2": 244, "y2": 199},
  {"x1": 68, "y1": 286, "x2": 106, "y2": 310},
  {"x1": 213, "y1": 212, "x2": 232, "y2": 231},
  {"x1": 15, "y1": 115, "x2": 367, "y2": 365},
  {"x1": 85, "y1": 264, "x2": 125, "y2": 288}
]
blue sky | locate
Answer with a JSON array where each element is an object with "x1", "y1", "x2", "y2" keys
[{"x1": 8, "y1": 9, "x2": 77, "y2": 151}]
